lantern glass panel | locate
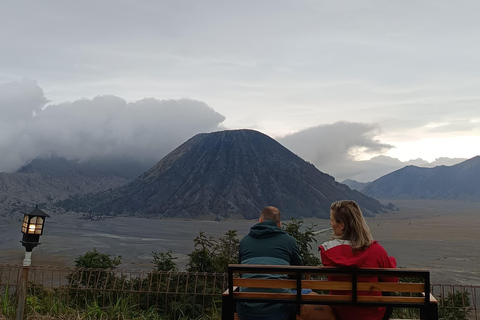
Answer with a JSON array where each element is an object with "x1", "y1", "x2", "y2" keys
[
  {"x1": 21, "y1": 215, "x2": 29, "y2": 233},
  {"x1": 34, "y1": 217, "x2": 44, "y2": 235},
  {"x1": 30, "y1": 217, "x2": 38, "y2": 234}
]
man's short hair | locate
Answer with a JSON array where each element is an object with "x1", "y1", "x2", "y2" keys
[{"x1": 260, "y1": 206, "x2": 281, "y2": 224}]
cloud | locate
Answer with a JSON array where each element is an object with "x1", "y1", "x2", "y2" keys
[
  {"x1": 0, "y1": 79, "x2": 469, "y2": 182},
  {"x1": 277, "y1": 122, "x2": 466, "y2": 182},
  {"x1": 278, "y1": 121, "x2": 392, "y2": 165},
  {"x1": 337, "y1": 155, "x2": 467, "y2": 182},
  {"x1": 0, "y1": 80, "x2": 225, "y2": 172},
  {"x1": 0, "y1": 79, "x2": 47, "y2": 121},
  {"x1": 278, "y1": 122, "x2": 393, "y2": 181},
  {"x1": 426, "y1": 120, "x2": 478, "y2": 133}
]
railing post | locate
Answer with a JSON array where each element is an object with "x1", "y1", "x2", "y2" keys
[{"x1": 16, "y1": 252, "x2": 31, "y2": 320}]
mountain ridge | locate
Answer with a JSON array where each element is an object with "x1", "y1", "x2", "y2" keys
[
  {"x1": 61, "y1": 130, "x2": 386, "y2": 219},
  {"x1": 0, "y1": 156, "x2": 149, "y2": 216},
  {"x1": 361, "y1": 156, "x2": 480, "y2": 200}
]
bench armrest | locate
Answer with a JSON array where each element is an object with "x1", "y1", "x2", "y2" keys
[
  {"x1": 421, "y1": 292, "x2": 438, "y2": 304},
  {"x1": 223, "y1": 286, "x2": 239, "y2": 295}
]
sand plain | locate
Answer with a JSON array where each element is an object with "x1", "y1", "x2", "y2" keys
[{"x1": 0, "y1": 199, "x2": 479, "y2": 285}]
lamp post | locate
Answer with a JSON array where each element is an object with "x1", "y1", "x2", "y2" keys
[{"x1": 16, "y1": 205, "x2": 50, "y2": 320}]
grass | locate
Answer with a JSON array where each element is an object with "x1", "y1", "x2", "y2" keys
[
  {"x1": 0, "y1": 286, "x2": 15, "y2": 319},
  {"x1": 1, "y1": 289, "x2": 222, "y2": 320}
]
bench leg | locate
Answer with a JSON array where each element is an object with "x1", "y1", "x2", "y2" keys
[
  {"x1": 420, "y1": 303, "x2": 439, "y2": 320},
  {"x1": 222, "y1": 294, "x2": 235, "y2": 320}
]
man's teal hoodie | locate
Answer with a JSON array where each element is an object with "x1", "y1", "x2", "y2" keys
[{"x1": 237, "y1": 219, "x2": 302, "y2": 318}]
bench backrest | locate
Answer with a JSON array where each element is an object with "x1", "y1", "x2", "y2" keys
[{"x1": 223, "y1": 264, "x2": 438, "y2": 320}]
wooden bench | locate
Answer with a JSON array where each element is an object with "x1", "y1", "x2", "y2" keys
[{"x1": 222, "y1": 264, "x2": 438, "y2": 320}]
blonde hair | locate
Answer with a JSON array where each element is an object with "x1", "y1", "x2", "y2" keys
[
  {"x1": 331, "y1": 200, "x2": 373, "y2": 251},
  {"x1": 260, "y1": 206, "x2": 281, "y2": 224}
]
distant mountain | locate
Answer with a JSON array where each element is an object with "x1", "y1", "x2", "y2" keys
[
  {"x1": 341, "y1": 179, "x2": 370, "y2": 191},
  {"x1": 361, "y1": 156, "x2": 480, "y2": 200},
  {"x1": 0, "y1": 156, "x2": 149, "y2": 216},
  {"x1": 61, "y1": 130, "x2": 386, "y2": 219}
]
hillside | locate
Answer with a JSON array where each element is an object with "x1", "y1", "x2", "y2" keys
[
  {"x1": 0, "y1": 156, "x2": 148, "y2": 216},
  {"x1": 61, "y1": 130, "x2": 385, "y2": 219},
  {"x1": 341, "y1": 179, "x2": 370, "y2": 191},
  {"x1": 361, "y1": 156, "x2": 480, "y2": 200}
]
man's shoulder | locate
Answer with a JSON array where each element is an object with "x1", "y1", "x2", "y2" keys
[
  {"x1": 239, "y1": 231, "x2": 297, "y2": 246},
  {"x1": 239, "y1": 233, "x2": 251, "y2": 240},
  {"x1": 282, "y1": 232, "x2": 298, "y2": 243}
]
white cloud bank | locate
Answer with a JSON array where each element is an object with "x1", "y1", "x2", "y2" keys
[
  {"x1": 279, "y1": 123, "x2": 467, "y2": 182},
  {"x1": 0, "y1": 80, "x2": 468, "y2": 181},
  {"x1": 0, "y1": 79, "x2": 225, "y2": 172}
]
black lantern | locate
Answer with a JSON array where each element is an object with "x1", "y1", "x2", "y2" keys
[{"x1": 20, "y1": 205, "x2": 50, "y2": 252}]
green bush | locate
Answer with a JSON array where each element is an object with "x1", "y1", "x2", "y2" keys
[
  {"x1": 439, "y1": 290, "x2": 471, "y2": 320},
  {"x1": 187, "y1": 230, "x2": 239, "y2": 273},
  {"x1": 282, "y1": 218, "x2": 321, "y2": 266},
  {"x1": 152, "y1": 250, "x2": 178, "y2": 272}
]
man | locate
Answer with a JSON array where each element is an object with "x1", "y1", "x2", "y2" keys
[{"x1": 237, "y1": 206, "x2": 302, "y2": 320}]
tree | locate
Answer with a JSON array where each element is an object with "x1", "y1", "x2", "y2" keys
[
  {"x1": 187, "y1": 230, "x2": 239, "y2": 273},
  {"x1": 74, "y1": 248, "x2": 122, "y2": 269},
  {"x1": 214, "y1": 230, "x2": 239, "y2": 272},
  {"x1": 152, "y1": 250, "x2": 178, "y2": 272},
  {"x1": 439, "y1": 290, "x2": 471, "y2": 320},
  {"x1": 69, "y1": 248, "x2": 122, "y2": 290},
  {"x1": 282, "y1": 218, "x2": 321, "y2": 266},
  {"x1": 187, "y1": 231, "x2": 217, "y2": 273}
]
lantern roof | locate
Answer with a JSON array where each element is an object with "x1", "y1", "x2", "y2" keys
[{"x1": 21, "y1": 205, "x2": 50, "y2": 218}]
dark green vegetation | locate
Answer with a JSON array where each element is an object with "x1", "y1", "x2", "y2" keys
[
  {"x1": 152, "y1": 251, "x2": 178, "y2": 272},
  {"x1": 390, "y1": 290, "x2": 472, "y2": 320},
  {"x1": 282, "y1": 218, "x2": 321, "y2": 266},
  {"x1": 60, "y1": 130, "x2": 385, "y2": 219},
  {"x1": 362, "y1": 155, "x2": 480, "y2": 200},
  {"x1": 438, "y1": 291, "x2": 472, "y2": 320},
  {"x1": 186, "y1": 230, "x2": 239, "y2": 273}
]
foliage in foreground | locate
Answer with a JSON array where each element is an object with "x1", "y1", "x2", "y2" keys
[
  {"x1": 187, "y1": 230, "x2": 239, "y2": 273},
  {"x1": 439, "y1": 290, "x2": 472, "y2": 320},
  {"x1": 6, "y1": 290, "x2": 220, "y2": 320},
  {"x1": 282, "y1": 218, "x2": 321, "y2": 266}
]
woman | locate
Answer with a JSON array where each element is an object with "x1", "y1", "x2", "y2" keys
[{"x1": 318, "y1": 200, "x2": 397, "y2": 320}]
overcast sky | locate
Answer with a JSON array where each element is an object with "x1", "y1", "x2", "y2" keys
[{"x1": 1, "y1": 1, "x2": 479, "y2": 181}]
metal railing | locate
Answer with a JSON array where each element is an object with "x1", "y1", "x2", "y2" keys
[
  {"x1": 1, "y1": 264, "x2": 479, "y2": 319},
  {"x1": 432, "y1": 284, "x2": 479, "y2": 320},
  {"x1": 0, "y1": 264, "x2": 227, "y2": 319}
]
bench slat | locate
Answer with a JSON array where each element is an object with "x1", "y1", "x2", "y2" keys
[
  {"x1": 234, "y1": 292, "x2": 351, "y2": 301},
  {"x1": 356, "y1": 295, "x2": 425, "y2": 303},
  {"x1": 302, "y1": 294, "x2": 425, "y2": 304},
  {"x1": 234, "y1": 278, "x2": 426, "y2": 293},
  {"x1": 233, "y1": 278, "x2": 297, "y2": 289},
  {"x1": 303, "y1": 280, "x2": 425, "y2": 293},
  {"x1": 234, "y1": 292, "x2": 425, "y2": 304},
  {"x1": 356, "y1": 282, "x2": 426, "y2": 293}
]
